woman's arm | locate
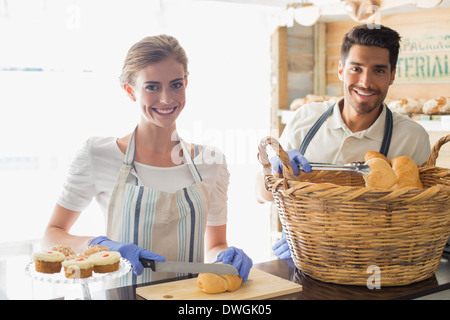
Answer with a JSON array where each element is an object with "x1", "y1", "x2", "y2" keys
[
  {"x1": 41, "y1": 204, "x2": 94, "y2": 253},
  {"x1": 204, "y1": 224, "x2": 228, "y2": 262}
]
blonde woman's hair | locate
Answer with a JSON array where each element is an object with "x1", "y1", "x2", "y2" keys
[{"x1": 119, "y1": 34, "x2": 189, "y2": 87}]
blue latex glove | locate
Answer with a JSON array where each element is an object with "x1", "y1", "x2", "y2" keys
[
  {"x1": 89, "y1": 236, "x2": 165, "y2": 276},
  {"x1": 269, "y1": 149, "x2": 311, "y2": 175},
  {"x1": 215, "y1": 247, "x2": 253, "y2": 282},
  {"x1": 272, "y1": 236, "x2": 291, "y2": 259}
]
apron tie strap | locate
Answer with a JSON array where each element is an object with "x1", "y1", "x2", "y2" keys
[{"x1": 299, "y1": 103, "x2": 393, "y2": 157}]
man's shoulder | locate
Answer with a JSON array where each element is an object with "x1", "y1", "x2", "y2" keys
[{"x1": 392, "y1": 112, "x2": 428, "y2": 135}]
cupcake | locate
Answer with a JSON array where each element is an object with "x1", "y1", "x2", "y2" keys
[
  {"x1": 62, "y1": 258, "x2": 94, "y2": 279},
  {"x1": 50, "y1": 245, "x2": 77, "y2": 260},
  {"x1": 88, "y1": 251, "x2": 121, "y2": 273},
  {"x1": 33, "y1": 250, "x2": 65, "y2": 274},
  {"x1": 83, "y1": 245, "x2": 109, "y2": 257}
]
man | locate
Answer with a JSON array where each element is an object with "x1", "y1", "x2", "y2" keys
[{"x1": 256, "y1": 24, "x2": 431, "y2": 258}]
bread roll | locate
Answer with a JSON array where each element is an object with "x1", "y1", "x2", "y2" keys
[
  {"x1": 391, "y1": 156, "x2": 423, "y2": 189},
  {"x1": 197, "y1": 266, "x2": 243, "y2": 294},
  {"x1": 364, "y1": 151, "x2": 389, "y2": 164},
  {"x1": 363, "y1": 158, "x2": 398, "y2": 189}
]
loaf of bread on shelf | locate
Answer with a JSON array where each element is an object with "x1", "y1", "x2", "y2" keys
[
  {"x1": 387, "y1": 98, "x2": 422, "y2": 114},
  {"x1": 391, "y1": 156, "x2": 423, "y2": 189},
  {"x1": 423, "y1": 97, "x2": 450, "y2": 114},
  {"x1": 197, "y1": 263, "x2": 242, "y2": 294},
  {"x1": 289, "y1": 94, "x2": 342, "y2": 111}
]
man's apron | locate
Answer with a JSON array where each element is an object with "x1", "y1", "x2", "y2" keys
[
  {"x1": 299, "y1": 103, "x2": 393, "y2": 157},
  {"x1": 106, "y1": 129, "x2": 210, "y2": 286}
]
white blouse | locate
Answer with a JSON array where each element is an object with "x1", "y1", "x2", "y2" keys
[{"x1": 57, "y1": 137, "x2": 229, "y2": 226}]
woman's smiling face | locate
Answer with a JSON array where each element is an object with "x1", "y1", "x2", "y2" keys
[
  {"x1": 338, "y1": 44, "x2": 396, "y2": 115},
  {"x1": 131, "y1": 58, "x2": 187, "y2": 129}
]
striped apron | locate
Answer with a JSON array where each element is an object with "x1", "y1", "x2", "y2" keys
[{"x1": 106, "y1": 129, "x2": 210, "y2": 286}]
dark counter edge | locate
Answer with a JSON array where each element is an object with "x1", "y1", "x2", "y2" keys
[{"x1": 87, "y1": 253, "x2": 450, "y2": 300}]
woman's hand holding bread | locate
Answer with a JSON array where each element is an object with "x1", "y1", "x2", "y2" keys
[{"x1": 196, "y1": 246, "x2": 252, "y2": 294}]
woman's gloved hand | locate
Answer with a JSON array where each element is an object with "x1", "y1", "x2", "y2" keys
[
  {"x1": 89, "y1": 236, "x2": 165, "y2": 276},
  {"x1": 215, "y1": 247, "x2": 253, "y2": 282},
  {"x1": 272, "y1": 236, "x2": 291, "y2": 259},
  {"x1": 269, "y1": 149, "x2": 311, "y2": 175}
]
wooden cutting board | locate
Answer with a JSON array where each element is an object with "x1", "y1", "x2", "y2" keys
[{"x1": 136, "y1": 268, "x2": 302, "y2": 300}]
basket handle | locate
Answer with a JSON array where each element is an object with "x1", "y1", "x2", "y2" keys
[
  {"x1": 257, "y1": 136, "x2": 299, "y2": 181},
  {"x1": 424, "y1": 134, "x2": 450, "y2": 167}
]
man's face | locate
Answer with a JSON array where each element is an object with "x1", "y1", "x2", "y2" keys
[{"x1": 338, "y1": 45, "x2": 396, "y2": 115}]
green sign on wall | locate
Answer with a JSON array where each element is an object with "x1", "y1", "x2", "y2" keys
[{"x1": 395, "y1": 34, "x2": 450, "y2": 83}]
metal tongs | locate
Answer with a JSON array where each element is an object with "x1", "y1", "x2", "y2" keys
[{"x1": 298, "y1": 162, "x2": 370, "y2": 175}]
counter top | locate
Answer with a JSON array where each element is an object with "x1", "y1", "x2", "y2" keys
[{"x1": 86, "y1": 254, "x2": 450, "y2": 300}]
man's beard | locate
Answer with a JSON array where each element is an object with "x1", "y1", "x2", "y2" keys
[{"x1": 347, "y1": 85, "x2": 387, "y2": 114}]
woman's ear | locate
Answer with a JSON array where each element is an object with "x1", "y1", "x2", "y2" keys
[{"x1": 123, "y1": 84, "x2": 136, "y2": 102}]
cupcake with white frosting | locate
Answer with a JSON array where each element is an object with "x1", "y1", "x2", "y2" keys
[
  {"x1": 62, "y1": 257, "x2": 94, "y2": 279},
  {"x1": 33, "y1": 250, "x2": 65, "y2": 274},
  {"x1": 88, "y1": 251, "x2": 121, "y2": 273}
]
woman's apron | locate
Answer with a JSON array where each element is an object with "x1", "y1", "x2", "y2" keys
[
  {"x1": 299, "y1": 103, "x2": 393, "y2": 157},
  {"x1": 106, "y1": 129, "x2": 210, "y2": 286}
]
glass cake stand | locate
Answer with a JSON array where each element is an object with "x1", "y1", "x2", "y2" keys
[{"x1": 25, "y1": 258, "x2": 131, "y2": 299}]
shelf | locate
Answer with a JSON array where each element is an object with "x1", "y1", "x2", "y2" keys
[{"x1": 278, "y1": 110, "x2": 450, "y2": 132}]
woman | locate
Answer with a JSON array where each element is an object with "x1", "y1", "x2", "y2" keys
[{"x1": 42, "y1": 35, "x2": 252, "y2": 285}]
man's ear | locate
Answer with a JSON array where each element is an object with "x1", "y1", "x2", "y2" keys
[
  {"x1": 389, "y1": 67, "x2": 396, "y2": 85},
  {"x1": 123, "y1": 84, "x2": 136, "y2": 102},
  {"x1": 338, "y1": 60, "x2": 344, "y2": 81}
]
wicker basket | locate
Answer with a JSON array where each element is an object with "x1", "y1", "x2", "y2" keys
[{"x1": 258, "y1": 134, "x2": 450, "y2": 286}]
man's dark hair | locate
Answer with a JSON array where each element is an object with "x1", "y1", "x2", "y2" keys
[{"x1": 341, "y1": 25, "x2": 401, "y2": 70}]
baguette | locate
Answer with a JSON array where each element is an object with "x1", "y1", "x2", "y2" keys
[{"x1": 391, "y1": 156, "x2": 423, "y2": 189}]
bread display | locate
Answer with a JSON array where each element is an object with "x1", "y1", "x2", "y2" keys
[
  {"x1": 197, "y1": 263, "x2": 243, "y2": 294},
  {"x1": 387, "y1": 98, "x2": 423, "y2": 114},
  {"x1": 291, "y1": 93, "x2": 449, "y2": 115},
  {"x1": 422, "y1": 97, "x2": 450, "y2": 115},
  {"x1": 391, "y1": 156, "x2": 424, "y2": 189},
  {"x1": 33, "y1": 251, "x2": 66, "y2": 274},
  {"x1": 363, "y1": 152, "x2": 423, "y2": 189},
  {"x1": 290, "y1": 94, "x2": 342, "y2": 111}
]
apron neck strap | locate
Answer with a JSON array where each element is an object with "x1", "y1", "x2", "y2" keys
[
  {"x1": 299, "y1": 103, "x2": 393, "y2": 157},
  {"x1": 179, "y1": 139, "x2": 203, "y2": 182},
  {"x1": 124, "y1": 128, "x2": 138, "y2": 166},
  {"x1": 124, "y1": 127, "x2": 203, "y2": 182}
]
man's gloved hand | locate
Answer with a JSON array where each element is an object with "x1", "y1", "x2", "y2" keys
[
  {"x1": 269, "y1": 149, "x2": 311, "y2": 175},
  {"x1": 215, "y1": 247, "x2": 253, "y2": 282},
  {"x1": 272, "y1": 236, "x2": 291, "y2": 259},
  {"x1": 89, "y1": 236, "x2": 165, "y2": 276}
]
